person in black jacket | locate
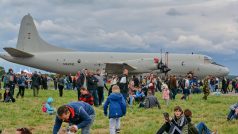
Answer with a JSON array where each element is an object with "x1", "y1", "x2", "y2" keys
[
  {"x1": 87, "y1": 71, "x2": 99, "y2": 106},
  {"x1": 31, "y1": 71, "x2": 41, "y2": 97},
  {"x1": 118, "y1": 69, "x2": 129, "y2": 102}
]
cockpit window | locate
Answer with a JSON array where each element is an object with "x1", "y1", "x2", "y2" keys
[
  {"x1": 204, "y1": 56, "x2": 224, "y2": 67},
  {"x1": 211, "y1": 62, "x2": 225, "y2": 67},
  {"x1": 204, "y1": 56, "x2": 213, "y2": 64}
]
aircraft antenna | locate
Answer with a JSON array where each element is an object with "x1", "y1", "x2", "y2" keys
[{"x1": 160, "y1": 49, "x2": 163, "y2": 62}]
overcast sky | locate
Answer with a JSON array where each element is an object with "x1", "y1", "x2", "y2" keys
[{"x1": 0, "y1": 0, "x2": 238, "y2": 75}]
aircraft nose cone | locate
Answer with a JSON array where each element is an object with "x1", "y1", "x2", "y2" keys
[{"x1": 223, "y1": 67, "x2": 230, "y2": 76}]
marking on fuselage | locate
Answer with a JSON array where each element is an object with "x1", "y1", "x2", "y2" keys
[{"x1": 63, "y1": 63, "x2": 74, "y2": 66}]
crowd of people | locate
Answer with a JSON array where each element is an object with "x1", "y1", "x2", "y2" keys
[{"x1": 0, "y1": 68, "x2": 237, "y2": 134}]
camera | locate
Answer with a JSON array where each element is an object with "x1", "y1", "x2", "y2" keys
[{"x1": 163, "y1": 112, "x2": 170, "y2": 121}]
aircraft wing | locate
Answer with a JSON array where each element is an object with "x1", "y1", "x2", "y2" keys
[
  {"x1": 3, "y1": 47, "x2": 34, "y2": 58},
  {"x1": 105, "y1": 62, "x2": 136, "y2": 74}
]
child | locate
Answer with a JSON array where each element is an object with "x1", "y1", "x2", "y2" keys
[
  {"x1": 162, "y1": 84, "x2": 170, "y2": 107},
  {"x1": 4, "y1": 87, "x2": 15, "y2": 102},
  {"x1": 104, "y1": 85, "x2": 126, "y2": 134},
  {"x1": 43, "y1": 97, "x2": 56, "y2": 115},
  {"x1": 79, "y1": 87, "x2": 94, "y2": 105}
]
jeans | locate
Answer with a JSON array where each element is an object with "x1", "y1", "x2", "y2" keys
[
  {"x1": 109, "y1": 118, "x2": 120, "y2": 134},
  {"x1": 81, "y1": 115, "x2": 95, "y2": 134},
  {"x1": 121, "y1": 93, "x2": 128, "y2": 103},
  {"x1": 129, "y1": 95, "x2": 134, "y2": 106},
  {"x1": 196, "y1": 122, "x2": 211, "y2": 134}
]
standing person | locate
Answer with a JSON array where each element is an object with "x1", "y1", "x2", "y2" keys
[
  {"x1": 169, "y1": 75, "x2": 177, "y2": 100},
  {"x1": 202, "y1": 76, "x2": 210, "y2": 100},
  {"x1": 119, "y1": 69, "x2": 129, "y2": 102},
  {"x1": 41, "y1": 74, "x2": 48, "y2": 90},
  {"x1": 31, "y1": 71, "x2": 41, "y2": 97},
  {"x1": 181, "y1": 75, "x2": 191, "y2": 100},
  {"x1": 108, "y1": 75, "x2": 118, "y2": 96},
  {"x1": 94, "y1": 69, "x2": 105, "y2": 105},
  {"x1": 66, "y1": 74, "x2": 72, "y2": 90},
  {"x1": 104, "y1": 85, "x2": 126, "y2": 134},
  {"x1": 53, "y1": 75, "x2": 58, "y2": 90},
  {"x1": 53, "y1": 101, "x2": 95, "y2": 134},
  {"x1": 156, "y1": 106, "x2": 187, "y2": 134},
  {"x1": 76, "y1": 70, "x2": 85, "y2": 99},
  {"x1": 57, "y1": 74, "x2": 65, "y2": 97},
  {"x1": 133, "y1": 75, "x2": 139, "y2": 88},
  {"x1": 16, "y1": 71, "x2": 26, "y2": 98},
  {"x1": 221, "y1": 77, "x2": 228, "y2": 94},
  {"x1": 87, "y1": 71, "x2": 99, "y2": 106},
  {"x1": 162, "y1": 83, "x2": 170, "y2": 107},
  {"x1": 5, "y1": 68, "x2": 17, "y2": 96}
]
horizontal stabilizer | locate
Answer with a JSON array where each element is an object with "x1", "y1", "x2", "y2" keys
[
  {"x1": 105, "y1": 63, "x2": 136, "y2": 74},
  {"x1": 3, "y1": 47, "x2": 34, "y2": 58}
]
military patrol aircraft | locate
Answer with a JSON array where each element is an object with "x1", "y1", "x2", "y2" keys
[{"x1": 0, "y1": 14, "x2": 229, "y2": 78}]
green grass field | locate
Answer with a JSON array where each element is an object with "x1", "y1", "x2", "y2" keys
[{"x1": 0, "y1": 88, "x2": 237, "y2": 134}]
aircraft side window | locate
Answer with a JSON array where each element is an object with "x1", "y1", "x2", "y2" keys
[{"x1": 78, "y1": 59, "x2": 81, "y2": 63}]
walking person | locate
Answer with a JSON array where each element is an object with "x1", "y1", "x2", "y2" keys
[
  {"x1": 16, "y1": 71, "x2": 26, "y2": 98},
  {"x1": 94, "y1": 69, "x2": 105, "y2": 105},
  {"x1": 57, "y1": 74, "x2": 65, "y2": 97},
  {"x1": 104, "y1": 85, "x2": 126, "y2": 134},
  {"x1": 202, "y1": 76, "x2": 210, "y2": 100},
  {"x1": 31, "y1": 71, "x2": 41, "y2": 97}
]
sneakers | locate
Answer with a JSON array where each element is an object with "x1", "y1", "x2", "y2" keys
[{"x1": 116, "y1": 129, "x2": 120, "y2": 133}]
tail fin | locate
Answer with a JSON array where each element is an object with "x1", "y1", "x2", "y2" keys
[{"x1": 16, "y1": 14, "x2": 71, "y2": 52}]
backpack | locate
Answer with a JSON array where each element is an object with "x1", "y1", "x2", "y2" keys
[
  {"x1": 236, "y1": 83, "x2": 238, "y2": 89},
  {"x1": 42, "y1": 102, "x2": 47, "y2": 112},
  {"x1": 17, "y1": 77, "x2": 23, "y2": 85}
]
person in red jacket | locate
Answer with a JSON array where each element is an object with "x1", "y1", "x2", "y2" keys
[{"x1": 79, "y1": 87, "x2": 94, "y2": 105}]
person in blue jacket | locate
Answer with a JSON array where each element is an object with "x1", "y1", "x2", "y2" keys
[
  {"x1": 45, "y1": 97, "x2": 55, "y2": 115},
  {"x1": 104, "y1": 85, "x2": 126, "y2": 134},
  {"x1": 53, "y1": 101, "x2": 95, "y2": 134}
]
